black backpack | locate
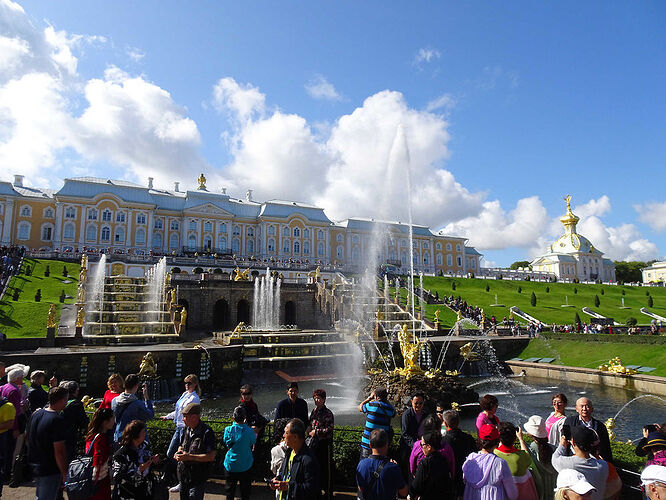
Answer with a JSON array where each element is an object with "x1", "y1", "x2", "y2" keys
[{"x1": 65, "y1": 433, "x2": 101, "y2": 500}]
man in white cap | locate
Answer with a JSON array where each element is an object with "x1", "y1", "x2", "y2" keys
[
  {"x1": 641, "y1": 465, "x2": 666, "y2": 499},
  {"x1": 555, "y1": 469, "x2": 596, "y2": 499}
]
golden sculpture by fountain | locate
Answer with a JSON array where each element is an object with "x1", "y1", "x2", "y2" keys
[
  {"x1": 79, "y1": 267, "x2": 87, "y2": 283},
  {"x1": 460, "y1": 342, "x2": 480, "y2": 361},
  {"x1": 197, "y1": 173, "x2": 207, "y2": 190},
  {"x1": 75, "y1": 306, "x2": 85, "y2": 328},
  {"x1": 81, "y1": 254, "x2": 88, "y2": 269},
  {"x1": 232, "y1": 322, "x2": 246, "y2": 339},
  {"x1": 434, "y1": 309, "x2": 440, "y2": 323},
  {"x1": 456, "y1": 309, "x2": 463, "y2": 322},
  {"x1": 395, "y1": 323, "x2": 423, "y2": 377},
  {"x1": 307, "y1": 267, "x2": 321, "y2": 281},
  {"x1": 233, "y1": 267, "x2": 250, "y2": 281},
  {"x1": 598, "y1": 357, "x2": 637, "y2": 375},
  {"x1": 138, "y1": 352, "x2": 157, "y2": 378},
  {"x1": 604, "y1": 417, "x2": 616, "y2": 442},
  {"x1": 176, "y1": 307, "x2": 187, "y2": 334},
  {"x1": 77, "y1": 286, "x2": 85, "y2": 303},
  {"x1": 47, "y1": 304, "x2": 57, "y2": 329}
]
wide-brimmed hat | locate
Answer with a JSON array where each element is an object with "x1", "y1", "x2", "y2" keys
[
  {"x1": 478, "y1": 424, "x2": 500, "y2": 441},
  {"x1": 523, "y1": 415, "x2": 547, "y2": 439},
  {"x1": 555, "y1": 469, "x2": 596, "y2": 494},
  {"x1": 644, "y1": 431, "x2": 666, "y2": 450}
]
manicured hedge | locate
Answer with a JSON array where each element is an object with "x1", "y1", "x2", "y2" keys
[{"x1": 543, "y1": 333, "x2": 666, "y2": 345}]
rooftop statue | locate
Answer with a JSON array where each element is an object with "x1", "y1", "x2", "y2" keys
[{"x1": 197, "y1": 173, "x2": 207, "y2": 190}]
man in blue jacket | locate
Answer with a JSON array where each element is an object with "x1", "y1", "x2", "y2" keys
[{"x1": 111, "y1": 373, "x2": 154, "y2": 442}]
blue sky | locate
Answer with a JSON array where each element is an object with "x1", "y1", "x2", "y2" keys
[{"x1": 2, "y1": 1, "x2": 665, "y2": 266}]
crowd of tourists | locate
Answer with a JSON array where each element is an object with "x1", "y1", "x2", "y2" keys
[
  {"x1": 1, "y1": 359, "x2": 666, "y2": 500},
  {"x1": 0, "y1": 245, "x2": 24, "y2": 289}
]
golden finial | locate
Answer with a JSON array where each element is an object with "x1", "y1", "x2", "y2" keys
[
  {"x1": 197, "y1": 173, "x2": 207, "y2": 190},
  {"x1": 564, "y1": 194, "x2": 572, "y2": 213}
]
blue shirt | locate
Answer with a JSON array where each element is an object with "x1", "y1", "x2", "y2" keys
[
  {"x1": 356, "y1": 455, "x2": 405, "y2": 500},
  {"x1": 361, "y1": 401, "x2": 395, "y2": 451},
  {"x1": 223, "y1": 422, "x2": 257, "y2": 473}
]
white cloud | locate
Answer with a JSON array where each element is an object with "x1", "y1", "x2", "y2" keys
[
  {"x1": 305, "y1": 74, "x2": 342, "y2": 101},
  {"x1": 414, "y1": 48, "x2": 440, "y2": 65},
  {"x1": 212, "y1": 77, "x2": 265, "y2": 121},
  {"x1": 425, "y1": 93, "x2": 455, "y2": 113},
  {"x1": 574, "y1": 195, "x2": 611, "y2": 218},
  {"x1": 127, "y1": 47, "x2": 145, "y2": 62},
  {"x1": 635, "y1": 201, "x2": 666, "y2": 232},
  {"x1": 577, "y1": 217, "x2": 659, "y2": 261}
]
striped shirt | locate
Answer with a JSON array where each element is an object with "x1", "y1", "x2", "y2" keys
[{"x1": 361, "y1": 400, "x2": 395, "y2": 451}]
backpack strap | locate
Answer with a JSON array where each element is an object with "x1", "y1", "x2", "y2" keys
[
  {"x1": 86, "y1": 433, "x2": 101, "y2": 457},
  {"x1": 361, "y1": 457, "x2": 389, "y2": 500}
]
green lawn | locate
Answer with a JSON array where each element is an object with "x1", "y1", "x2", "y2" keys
[
  {"x1": 419, "y1": 276, "x2": 666, "y2": 326},
  {"x1": 509, "y1": 337, "x2": 666, "y2": 377},
  {"x1": 0, "y1": 258, "x2": 81, "y2": 337}
]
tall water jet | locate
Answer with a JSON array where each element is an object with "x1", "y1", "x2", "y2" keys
[
  {"x1": 146, "y1": 257, "x2": 167, "y2": 322},
  {"x1": 252, "y1": 268, "x2": 281, "y2": 329},
  {"x1": 87, "y1": 254, "x2": 107, "y2": 328}
]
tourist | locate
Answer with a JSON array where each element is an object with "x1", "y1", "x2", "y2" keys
[
  {"x1": 111, "y1": 374, "x2": 154, "y2": 442},
  {"x1": 27, "y1": 386, "x2": 69, "y2": 500},
  {"x1": 635, "y1": 424, "x2": 666, "y2": 460},
  {"x1": 356, "y1": 429, "x2": 407, "y2": 500},
  {"x1": 111, "y1": 420, "x2": 160, "y2": 500},
  {"x1": 359, "y1": 386, "x2": 395, "y2": 458},
  {"x1": 644, "y1": 431, "x2": 666, "y2": 467},
  {"x1": 546, "y1": 393, "x2": 568, "y2": 446},
  {"x1": 100, "y1": 374, "x2": 124, "y2": 410},
  {"x1": 239, "y1": 384, "x2": 267, "y2": 437},
  {"x1": 409, "y1": 414, "x2": 456, "y2": 479},
  {"x1": 640, "y1": 464, "x2": 666, "y2": 500},
  {"x1": 270, "y1": 418, "x2": 291, "y2": 478},
  {"x1": 162, "y1": 374, "x2": 201, "y2": 460},
  {"x1": 493, "y1": 422, "x2": 538, "y2": 499},
  {"x1": 0, "y1": 367, "x2": 26, "y2": 479},
  {"x1": 476, "y1": 394, "x2": 500, "y2": 433},
  {"x1": 60, "y1": 380, "x2": 90, "y2": 462},
  {"x1": 400, "y1": 392, "x2": 427, "y2": 479},
  {"x1": 0, "y1": 392, "x2": 16, "y2": 497},
  {"x1": 553, "y1": 469, "x2": 596, "y2": 500},
  {"x1": 563, "y1": 398, "x2": 612, "y2": 462},
  {"x1": 410, "y1": 430, "x2": 455, "y2": 500},
  {"x1": 85, "y1": 407, "x2": 115, "y2": 500},
  {"x1": 275, "y1": 382, "x2": 309, "y2": 426},
  {"x1": 307, "y1": 388, "x2": 334, "y2": 500},
  {"x1": 270, "y1": 418, "x2": 320, "y2": 500},
  {"x1": 27, "y1": 370, "x2": 49, "y2": 414},
  {"x1": 461, "y1": 424, "x2": 517, "y2": 500},
  {"x1": 551, "y1": 426, "x2": 608, "y2": 500},
  {"x1": 442, "y1": 410, "x2": 478, "y2": 500},
  {"x1": 223, "y1": 405, "x2": 256, "y2": 500},
  {"x1": 436, "y1": 402, "x2": 448, "y2": 435},
  {"x1": 0, "y1": 362, "x2": 5, "y2": 386},
  {"x1": 175, "y1": 403, "x2": 216, "y2": 500},
  {"x1": 523, "y1": 415, "x2": 557, "y2": 500}
]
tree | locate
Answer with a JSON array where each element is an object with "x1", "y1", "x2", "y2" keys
[
  {"x1": 530, "y1": 292, "x2": 537, "y2": 307},
  {"x1": 600, "y1": 288, "x2": 604, "y2": 295},
  {"x1": 517, "y1": 286, "x2": 522, "y2": 293},
  {"x1": 545, "y1": 287, "x2": 550, "y2": 293},
  {"x1": 626, "y1": 317, "x2": 637, "y2": 326},
  {"x1": 614, "y1": 260, "x2": 656, "y2": 283},
  {"x1": 648, "y1": 295, "x2": 654, "y2": 308},
  {"x1": 574, "y1": 312, "x2": 581, "y2": 326},
  {"x1": 510, "y1": 261, "x2": 531, "y2": 270},
  {"x1": 574, "y1": 287, "x2": 578, "y2": 294},
  {"x1": 594, "y1": 295, "x2": 600, "y2": 307},
  {"x1": 451, "y1": 282, "x2": 456, "y2": 291},
  {"x1": 485, "y1": 285, "x2": 490, "y2": 292}
]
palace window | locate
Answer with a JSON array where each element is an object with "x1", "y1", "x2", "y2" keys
[
  {"x1": 63, "y1": 223, "x2": 75, "y2": 240},
  {"x1": 293, "y1": 227, "x2": 300, "y2": 237},
  {"x1": 189, "y1": 220, "x2": 197, "y2": 231},
  {"x1": 352, "y1": 247, "x2": 360, "y2": 261},
  {"x1": 116, "y1": 212, "x2": 126, "y2": 223},
  {"x1": 268, "y1": 238, "x2": 275, "y2": 252},
  {"x1": 437, "y1": 254, "x2": 443, "y2": 266},
  {"x1": 423, "y1": 242, "x2": 429, "y2": 249},
  {"x1": 471, "y1": 260, "x2": 476, "y2": 269},
  {"x1": 352, "y1": 235, "x2": 360, "y2": 244},
  {"x1": 247, "y1": 227, "x2": 254, "y2": 237},
  {"x1": 135, "y1": 228, "x2": 146, "y2": 245},
  {"x1": 233, "y1": 225, "x2": 240, "y2": 236},
  {"x1": 85, "y1": 225, "x2": 97, "y2": 242},
  {"x1": 424, "y1": 254, "x2": 429, "y2": 265},
  {"x1": 336, "y1": 246, "x2": 344, "y2": 259},
  {"x1": 204, "y1": 221, "x2": 212, "y2": 232},
  {"x1": 457, "y1": 256, "x2": 463, "y2": 266},
  {"x1": 20, "y1": 206, "x2": 32, "y2": 217},
  {"x1": 152, "y1": 233, "x2": 163, "y2": 248},
  {"x1": 317, "y1": 230, "x2": 324, "y2": 240},
  {"x1": 317, "y1": 242, "x2": 324, "y2": 256},
  {"x1": 115, "y1": 227, "x2": 125, "y2": 243},
  {"x1": 283, "y1": 227, "x2": 290, "y2": 237},
  {"x1": 336, "y1": 234, "x2": 343, "y2": 242},
  {"x1": 170, "y1": 220, "x2": 179, "y2": 231},
  {"x1": 136, "y1": 213, "x2": 146, "y2": 225},
  {"x1": 247, "y1": 239, "x2": 254, "y2": 253},
  {"x1": 303, "y1": 228, "x2": 309, "y2": 238},
  {"x1": 220, "y1": 237, "x2": 227, "y2": 250},
  {"x1": 220, "y1": 223, "x2": 227, "y2": 233},
  {"x1": 17, "y1": 222, "x2": 30, "y2": 240},
  {"x1": 456, "y1": 244, "x2": 461, "y2": 252},
  {"x1": 187, "y1": 234, "x2": 196, "y2": 249},
  {"x1": 283, "y1": 239, "x2": 290, "y2": 253},
  {"x1": 100, "y1": 227, "x2": 111, "y2": 242},
  {"x1": 446, "y1": 243, "x2": 452, "y2": 251},
  {"x1": 154, "y1": 219, "x2": 163, "y2": 229},
  {"x1": 303, "y1": 241, "x2": 310, "y2": 255},
  {"x1": 401, "y1": 251, "x2": 407, "y2": 265},
  {"x1": 65, "y1": 207, "x2": 76, "y2": 219},
  {"x1": 169, "y1": 233, "x2": 179, "y2": 249},
  {"x1": 294, "y1": 241, "x2": 301, "y2": 254},
  {"x1": 203, "y1": 235, "x2": 212, "y2": 249},
  {"x1": 41, "y1": 224, "x2": 53, "y2": 241},
  {"x1": 232, "y1": 238, "x2": 240, "y2": 253},
  {"x1": 447, "y1": 254, "x2": 453, "y2": 266},
  {"x1": 401, "y1": 240, "x2": 407, "y2": 247},
  {"x1": 102, "y1": 210, "x2": 112, "y2": 222},
  {"x1": 43, "y1": 208, "x2": 54, "y2": 219},
  {"x1": 87, "y1": 208, "x2": 97, "y2": 221},
  {"x1": 267, "y1": 225, "x2": 275, "y2": 236},
  {"x1": 436, "y1": 242, "x2": 442, "y2": 250}
]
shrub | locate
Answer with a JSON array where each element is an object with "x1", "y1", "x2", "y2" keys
[
  {"x1": 25, "y1": 266, "x2": 32, "y2": 276},
  {"x1": 517, "y1": 286, "x2": 522, "y2": 293},
  {"x1": 574, "y1": 312, "x2": 581, "y2": 326},
  {"x1": 546, "y1": 287, "x2": 550, "y2": 293},
  {"x1": 600, "y1": 288, "x2": 604, "y2": 295},
  {"x1": 451, "y1": 282, "x2": 456, "y2": 291},
  {"x1": 59, "y1": 290, "x2": 66, "y2": 303},
  {"x1": 12, "y1": 289, "x2": 19, "y2": 301},
  {"x1": 35, "y1": 289, "x2": 41, "y2": 302},
  {"x1": 622, "y1": 289, "x2": 626, "y2": 296},
  {"x1": 626, "y1": 317, "x2": 637, "y2": 326},
  {"x1": 485, "y1": 285, "x2": 490, "y2": 292},
  {"x1": 646, "y1": 290, "x2": 651, "y2": 296},
  {"x1": 193, "y1": 267, "x2": 204, "y2": 274},
  {"x1": 574, "y1": 287, "x2": 578, "y2": 294},
  {"x1": 594, "y1": 295, "x2": 600, "y2": 308},
  {"x1": 213, "y1": 268, "x2": 224, "y2": 274},
  {"x1": 171, "y1": 267, "x2": 181, "y2": 273},
  {"x1": 44, "y1": 265, "x2": 50, "y2": 277},
  {"x1": 62, "y1": 266, "x2": 68, "y2": 277},
  {"x1": 530, "y1": 292, "x2": 537, "y2": 307},
  {"x1": 648, "y1": 295, "x2": 654, "y2": 308}
]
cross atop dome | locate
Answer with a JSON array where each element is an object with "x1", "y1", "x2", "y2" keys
[{"x1": 560, "y1": 194, "x2": 579, "y2": 234}]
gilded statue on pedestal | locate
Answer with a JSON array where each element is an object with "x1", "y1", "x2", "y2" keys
[
  {"x1": 176, "y1": 307, "x2": 187, "y2": 334},
  {"x1": 79, "y1": 267, "x2": 87, "y2": 283},
  {"x1": 47, "y1": 304, "x2": 57, "y2": 329},
  {"x1": 232, "y1": 322, "x2": 246, "y2": 339},
  {"x1": 197, "y1": 173, "x2": 207, "y2": 190},
  {"x1": 77, "y1": 286, "x2": 85, "y2": 303},
  {"x1": 434, "y1": 309, "x2": 440, "y2": 323},
  {"x1": 307, "y1": 267, "x2": 321, "y2": 281},
  {"x1": 81, "y1": 254, "x2": 88, "y2": 269},
  {"x1": 233, "y1": 267, "x2": 250, "y2": 281},
  {"x1": 138, "y1": 352, "x2": 157, "y2": 378},
  {"x1": 397, "y1": 324, "x2": 422, "y2": 375},
  {"x1": 75, "y1": 306, "x2": 85, "y2": 328},
  {"x1": 460, "y1": 342, "x2": 480, "y2": 361}
]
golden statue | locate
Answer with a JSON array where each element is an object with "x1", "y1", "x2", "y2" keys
[
  {"x1": 79, "y1": 267, "x2": 87, "y2": 283},
  {"x1": 75, "y1": 306, "x2": 85, "y2": 328},
  {"x1": 178, "y1": 307, "x2": 187, "y2": 333},
  {"x1": 81, "y1": 254, "x2": 88, "y2": 269},
  {"x1": 197, "y1": 173, "x2": 207, "y2": 190},
  {"x1": 460, "y1": 342, "x2": 480, "y2": 361},
  {"x1": 138, "y1": 352, "x2": 157, "y2": 378},
  {"x1": 481, "y1": 309, "x2": 486, "y2": 328},
  {"x1": 598, "y1": 357, "x2": 636, "y2": 375},
  {"x1": 164, "y1": 272, "x2": 171, "y2": 287},
  {"x1": 232, "y1": 322, "x2": 246, "y2": 339},
  {"x1": 233, "y1": 267, "x2": 250, "y2": 281},
  {"x1": 397, "y1": 324, "x2": 422, "y2": 374},
  {"x1": 434, "y1": 309, "x2": 440, "y2": 323},
  {"x1": 456, "y1": 309, "x2": 463, "y2": 322},
  {"x1": 605, "y1": 417, "x2": 616, "y2": 442},
  {"x1": 77, "y1": 286, "x2": 85, "y2": 303},
  {"x1": 47, "y1": 304, "x2": 57, "y2": 329},
  {"x1": 307, "y1": 267, "x2": 321, "y2": 281},
  {"x1": 564, "y1": 194, "x2": 572, "y2": 213}
]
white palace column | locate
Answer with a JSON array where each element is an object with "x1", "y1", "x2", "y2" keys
[
  {"x1": 162, "y1": 217, "x2": 169, "y2": 252},
  {"x1": 78, "y1": 207, "x2": 86, "y2": 247},
  {"x1": 1, "y1": 200, "x2": 14, "y2": 245},
  {"x1": 53, "y1": 202, "x2": 64, "y2": 250}
]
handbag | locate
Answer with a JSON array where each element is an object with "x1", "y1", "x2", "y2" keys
[{"x1": 65, "y1": 433, "x2": 101, "y2": 500}]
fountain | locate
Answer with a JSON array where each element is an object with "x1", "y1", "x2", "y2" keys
[{"x1": 252, "y1": 268, "x2": 281, "y2": 330}]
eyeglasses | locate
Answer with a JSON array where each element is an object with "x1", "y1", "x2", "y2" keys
[
  {"x1": 241, "y1": 392, "x2": 252, "y2": 396},
  {"x1": 185, "y1": 381, "x2": 194, "y2": 386},
  {"x1": 435, "y1": 410, "x2": 444, "y2": 414}
]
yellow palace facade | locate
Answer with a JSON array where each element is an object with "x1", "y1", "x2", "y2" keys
[{"x1": 0, "y1": 174, "x2": 481, "y2": 275}]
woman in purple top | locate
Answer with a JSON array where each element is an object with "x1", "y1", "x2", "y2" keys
[
  {"x1": 476, "y1": 395, "x2": 500, "y2": 434},
  {"x1": 409, "y1": 414, "x2": 456, "y2": 479},
  {"x1": 463, "y1": 424, "x2": 517, "y2": 500}
]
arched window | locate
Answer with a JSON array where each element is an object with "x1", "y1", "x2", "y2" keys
[
  {"x1": 456, "y1": 256, "x2": 462, "y2": 266},
  {"x1": 423, "y1": 242, "x2": 429, "y2": 249},
  {"x1": 283, "y1": 239, "x2": 290, "y2": 253},
  {"x1": 247, "y1": 227, "x2": 254, "y2": 237},
  {"x1": 152, "y1": 232, "x2": 163, "y2": 248},
  {"x1": 220, "y1": 237, "x2": 227, "y2": 250},
  {"x1": 101, "y1": 210, "x2": 112, "y2": 222},
  {"x1": 189, "y1": 220, "x2": 197, "y2": 231},
  {"x1": 436, "y1": 254, "x2": 443, "y2": 266},
  {"x1": 352, "y1": 247, "x2": 360, "y2": 261},
  {"x1": 318, "y1": 230, "x2": 324, "y2": 240},
  {"x1": 456, "y1": 244, "x2": 461, "y2": 252},
  {"x1": 389, "y1": 249, "x2": 396, "y2": 260},
  {"x1": 17, "y1": 222, "x2": 30, "y2": 240},
  {"x1": 413, "y1": 254, "x2": 418, "y2": 264},
  {"x1": 247, "y1": 239, "x2": 254, "y2": 253},
  {"x1": 87, "y1": 208, "x2": 97, "y2": 221},
  {"x1": 204, "y1": 221, "x2": 212, "y2": 232},
  {"x1": 100, "y1": 227, "x2": 111, "y2": 242},
  {"x1": 352, "y1": 235, "x2": 360, "y2": 244},
  {"x1": 116, "y1": 212, "x2": 126, "y2": 223},
  {"x1": 170, "y1": 220, "x2": 179, "y2": 231},
  {"x1": 303, "y1": 241, "x2": 310, "y2": 255},
  {"x1": 86, "y1": 225, "x2": 97, "y2": 242},
  {"x1": 136, "y1": 213, "x2": 146, "y2": 225},
  {"x1": 401, "y1": 240, "x2": 407, "y2": 247},
  {"x1": 115, "y1": 227, "x2": 125, "y2": 243},
  {"x1": 233, "y1": 225, "x2": 240, "y2": 236},
  {"x1": 424, "y1": 254, "x2": 429, "y2": 265},
  {"x1": 293, "y1": 227, "x2": 300, "y2": 237},
  {"x1": 283, "y1": 227, "x2": 290, "y2": 237},
  {"x1": 336, "y1": 246, "x2": 344, "y2": 259},
  {"x1": 203, "y1": 235, "x2": 212, "y2": 249},
  {"x1": 154, "y1": 218, "x2": 163, "y2": 229},
  {"x1": 267, "y1": 225, "x2": 275, "y2": 236},
  {"x1": 294, "y1": 241, "x2": 300, "y2": 254},
  {"x1": 220, "y1": 223, "x2": 227, "y2": 233},
  {"x1": 401, "y1": 251, "x2": 407, "y2": 265},
  {"x1": 436, "y1": 242, "x2": 442, "y2": 250},
  {"x1": 447, "y1": 254, "x2": 453, "y2": 266},
  {"x1": 41, "y1": 224, "x2": 53, "y2": 241},
  {"x1": 63, "y1": 223, "x2": 75, "y2": 240},
  {"x1": 268, "y1": 238, "x2": 275, "y2": 252},
  {"x1": 232, "y1": 238, "x2": 240, "y2": 253},
  {"x1": 317, "y1": 242, "x2": 324, "y2": 256},
  {"x1": 303, "y1": 228, "x2": 309, "y2": 238},
  {"x1": 169, "y1": 233, "x2": 179, "y2": 249},
  {"x1": 20, "y1": 205, "x2": 32, "y2": 217},
  {"x1": 65, "y1": 207, "x2": 76, "y2": 219},
  {"x1": 336, "y1": 234, "x2": 343, "y2": 242},
  {"x1": 446, "y1": 243, "x2": 452, "y2": 251},
  {"x1": 187, "y1": 234, "x2": 197, "y2": 249},
  {"x1": 135, "y1": 228, "x2": 146, "y2": 245},
  {"x1": 43, "y1": 207, "x2": 54, "y2": 218}
]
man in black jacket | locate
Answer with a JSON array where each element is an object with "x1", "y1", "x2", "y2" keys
[
  {"x1": 563, "y1": 397, "x2": 613, "y2": 462},
  {"x1": 399, "y1": 393, "x2": 428, "y2": 481},
  {"x1": 270, "y1": 418, "x2": 320, "y2": 500},
  {"x1": 442, "y1": 410, "x2": 478, "y2": 500},
  {"x1": 275, "y1": 383, "x2": 309, "y2": 425},
  {"x1": 410, "y1": 431, "x2": 454, "y2": 500}
]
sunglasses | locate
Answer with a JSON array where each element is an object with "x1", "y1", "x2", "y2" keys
[
  {"x1": 241, "y1": 392, "x2": 252, "y2": 396},
  {"x1": 185, "y1": 381, "x2": 194, "y2": 385}
]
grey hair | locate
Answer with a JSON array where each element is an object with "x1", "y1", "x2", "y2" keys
[
  {"x1": 7, "y1": 368, "x2": 24, "y2": 383},
  {"x1": 59, "y1": 380, "x2": 79, "y2": 396}
]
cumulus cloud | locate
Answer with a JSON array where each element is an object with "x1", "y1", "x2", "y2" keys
[
  {"x1": 212, "y1": 77, "x2": 265, "y2": 122},
  {"x1": 425, "y1": 93, "x2": 455, "y2": 113},
  {"x1": 635, "y1": 201, "x2": 666, "y2": 232},
  {"x1": 414, "y1": 47, "x2": 440, "y2": 65},
  {"x1": 127, "y1": 46, "x2": 145, "y2": 62},
  {"x1": 305, "y1": 74, "x2": 342, "y2": 101}
]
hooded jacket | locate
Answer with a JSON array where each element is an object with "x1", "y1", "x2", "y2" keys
[
  {"x1": 462, "y1": 452, "x2": 518, "y2": 500},
  {"x1": 111, "y1": 392, "x2": 154, "y2": 442}
]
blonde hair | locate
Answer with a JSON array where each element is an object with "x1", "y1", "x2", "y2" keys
[
  {"x1": 554, "y1": 489, "x2": 571, "y2": 500},
  {"x1": 184, "y1": 374, "x2": 201, "y2": 395},
  {"x1": 107, "y1": 373, "x2": 124, "y2": 392}
]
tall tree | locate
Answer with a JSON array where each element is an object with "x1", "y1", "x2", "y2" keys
[{"x1": 510, "y1": 260, "x2": 531, "y2": 270}]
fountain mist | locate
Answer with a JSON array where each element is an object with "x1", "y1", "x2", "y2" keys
[{"x1": 87, "y1": 254, "x2": 107, "y2": 327}]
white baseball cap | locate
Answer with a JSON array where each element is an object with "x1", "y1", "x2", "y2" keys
[
  {"x1": 641, "y1": 465, "x2": 666, "y2": 486},
  {"x1": 555, "y1": 469, "x2": 596, "y2": 494}
]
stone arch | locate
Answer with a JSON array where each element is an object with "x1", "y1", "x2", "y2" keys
[
  {"x1": 285, "y1": 300, "x2": 296, "y2": 325},
  {"x1": 213, "y1": 299, "x2": 230, "y2": 330},
  {"x1": 237, "y1": 299, "x2": 250, "y2": 324}
]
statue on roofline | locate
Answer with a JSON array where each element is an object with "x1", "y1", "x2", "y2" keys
[{"x1": 197, "y1": 173, "x2": 207, "y2": 190}]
